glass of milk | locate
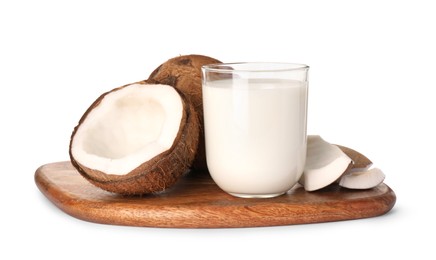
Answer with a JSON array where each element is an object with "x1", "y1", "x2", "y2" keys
[{"x1": 201, "y1": 62, "x2": 309, "y2": 198}]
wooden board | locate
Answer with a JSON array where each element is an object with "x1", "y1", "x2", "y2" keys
[{"x1": 35, "y1": 161, "x2": 396, "y2": 228}]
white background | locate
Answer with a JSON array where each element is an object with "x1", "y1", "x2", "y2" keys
[{"x1": 1, "y1": 0, "x2": 435, "y2": 259}]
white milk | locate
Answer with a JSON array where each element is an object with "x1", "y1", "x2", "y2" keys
[{"x1": 203, "y1": 78, "x2": 308, "y2": 197}]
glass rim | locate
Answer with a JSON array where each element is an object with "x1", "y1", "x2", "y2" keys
[{"x1": 202, "y1": 62, "x2": 309, "y2": 73}]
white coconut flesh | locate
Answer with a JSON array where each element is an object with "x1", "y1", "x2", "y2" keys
[
  {"x1": 70, "y1": 83, "x2": 183, "y2": 175},
  {"x1": 339, "y1": 168, "x2": 385, "y2": 189}
]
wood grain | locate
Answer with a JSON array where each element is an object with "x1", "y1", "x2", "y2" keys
[{"x1": 35, "y1": 161, "x2": 396, "y2": 228}]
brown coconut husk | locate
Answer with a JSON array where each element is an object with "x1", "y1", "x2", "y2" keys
[
  {"x1": 337, "y1": 145, "x2": 373, "y2": 169},
  {"x1": 148, "y1": 54, "x2": 222, "y2": 171}
]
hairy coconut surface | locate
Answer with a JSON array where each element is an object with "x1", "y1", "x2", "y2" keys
[
  {"x1": 148, "y1": 54, "x2": 222, "y2": 171},
  {"x1": 337, "y1": 145, "x2": 373, "y2": 170},
  {"x1": 69, "y1": 82, "x2": 199, "y2": 195}
]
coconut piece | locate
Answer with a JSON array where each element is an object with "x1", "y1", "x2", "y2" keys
[
  {"x1": 148, "y1": 54, "x2": 222, "y2": 171},
  {"x1": 299, "y1": 135, "x2": 353, "y2": 191},
  {"x1": 337, "y1": 145, "x2": 373, "y2": 171},
  {"x1": 337, "y1": 146, "x2": 385, "y2": 189},
  {"x1": 69, "y1": 82, "x2": 199, "y2": 195},
  {"x1": 339, "y1": 168, "x2": 385, "y2": 189}
]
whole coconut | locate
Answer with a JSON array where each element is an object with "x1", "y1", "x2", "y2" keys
[{"x1": 148, "y1": 54, "x2": 222, "y2": 171}]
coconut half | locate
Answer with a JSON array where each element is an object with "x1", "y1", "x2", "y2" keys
[{"x1": 69, "y1": 82, "x2": 199, "y2": 195}]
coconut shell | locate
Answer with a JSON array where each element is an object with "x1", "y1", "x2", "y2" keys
[
  {"x1": 337, "y1": 145, "x2": 373, "y2": 169},
  {"x1": 69, "y1": 82, "x2": 200, "y2": 195},
  {"x1": 148, "y1": 54, "x2": 222, "y2": 171}
]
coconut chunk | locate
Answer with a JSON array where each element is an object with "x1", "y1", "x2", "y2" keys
[
  {"x1": 337, "y1": 145, "x2": 373, "y2": 171},
  {"x1": 339, "y1": 168, "x2": 385, "y2": 189},
  {"x1": 299, "y1": 135, "x2": 352, "y2": 191}
]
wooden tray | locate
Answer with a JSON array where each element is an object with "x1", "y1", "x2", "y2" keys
[{"x1": 35, "y1": 160, "x2": 396, "y2": 228}]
